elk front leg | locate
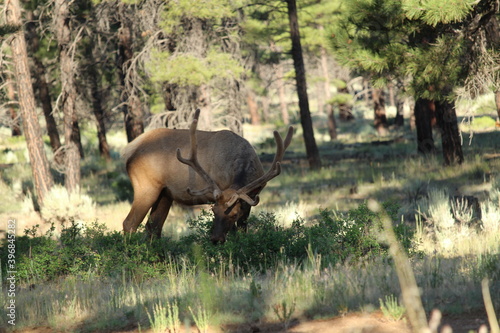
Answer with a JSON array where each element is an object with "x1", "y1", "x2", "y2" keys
[{"x1": 146, "y1": 190, "x2": 172, "y2": 239}]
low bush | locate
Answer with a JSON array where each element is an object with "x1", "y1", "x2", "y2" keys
[{"x1": 0, "y1": 202, "x2": 415, "y2": 285}]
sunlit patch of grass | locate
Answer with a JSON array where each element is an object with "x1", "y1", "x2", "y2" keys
[{"x1": 414, "y1": 186, "x2": 500, "y2": 257}]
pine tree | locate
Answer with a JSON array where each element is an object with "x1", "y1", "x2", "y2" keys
[
  {"x1": 145, "y1": 0, "x2": 246, "y2": 131},
  {"x1": 328, "y1": 0, "x2": 500, "y2": 165},
  {"x1": 54, "y1": 0, "x2": 83, "y2": 192},
  {"x1": 5, "y1": 0, "x2": 54, "y2": 204}
]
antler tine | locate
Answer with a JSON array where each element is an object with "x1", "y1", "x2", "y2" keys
[
  {"x1": 235, "y1": 127, "x2": 293, "y2": 202},
  {"x1": 176, "y1": 109, "x2": 222, "y2": 199}
]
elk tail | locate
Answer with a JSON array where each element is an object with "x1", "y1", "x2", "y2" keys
[{"x1": 121, "y1": 134, "x2": 147, "y2": 163}]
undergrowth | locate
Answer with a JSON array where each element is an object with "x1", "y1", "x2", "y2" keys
[{"x1": 0, "y1": 202, "x2": 414, "y2": 285}]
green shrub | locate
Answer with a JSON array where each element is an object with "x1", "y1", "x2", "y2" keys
[
  {"x1": 0, "y1": 202, "x2": 415, "y2": 284},
  {"x1": 111, "y1": 172, "x2": 134, "y2": 202}
]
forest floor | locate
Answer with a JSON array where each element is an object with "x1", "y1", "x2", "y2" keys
[{"x1": 11, "y1": 310, "x2": 492, "y2": 333}]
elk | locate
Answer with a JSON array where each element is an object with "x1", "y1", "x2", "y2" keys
[{"x1": 122, "y1": 109, "x2": 293, "y2": 243}]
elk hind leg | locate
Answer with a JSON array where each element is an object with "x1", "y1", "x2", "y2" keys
[
  {"x1": 123, "y1": 188, "x2": 161, "y2": 234},
  {"x1": 146, "y1": 190, "x2": 172, "y2": 239}
]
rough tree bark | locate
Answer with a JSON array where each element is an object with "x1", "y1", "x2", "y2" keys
[
  {"x1": 117, "y1": 3, "x2": 144, "y2": 142},
  {"x1": 6, "y1": 0, "x2": 54, "y2": 204},
  {"x1": 414, "y1": 98, "x2": 435, "y2": 155},
  {"x1": 54, "y1": 0, "x2": 81, "y2": 193},
  {"x1": 435, "y1": 99, "x2": 464, "y2": 165},
  {"x1": 286, "y1": 0, "x2": 321, "y2": 169},
  {"x1": 6, "y1": 75, "x2": 21, "y2": 136}
]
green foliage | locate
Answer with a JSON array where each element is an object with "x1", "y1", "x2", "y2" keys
[
  {"x1": 327, "y1": 93, "x2": 352, "y2": 106},
  {"x1": 148, "y1": 50, "x2": 244, "y2": 87},
  {"x1": 160, "y1": 0, "x2": 237, "y2": 34},
  {"x1": 329, "y1": 0, "x2": 480, "y2": 100},
  {"x1": 111, "y1": 172, "x2": 134, "y2": 202},
  {"x1": 0, "y1": 202, "x2": 416, "y2": 285},
  {"x1": 0, "y1": 24, "x2": 20, "y2": 36},
  {"x1": 402, "y1": 0, "x2": 476, "y2": 26}
]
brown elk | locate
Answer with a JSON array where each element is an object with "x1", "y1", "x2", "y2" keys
[{"x1": 122, "y1": 109, "x2": 293, "y2": 243}]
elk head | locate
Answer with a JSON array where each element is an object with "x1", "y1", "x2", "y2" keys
[{"x1": 177, "y1": 110, "x2": 293, "y2": 243}]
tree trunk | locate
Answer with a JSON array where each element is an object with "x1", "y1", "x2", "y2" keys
[
  {"x1": 320, "y1": 45, "x2": 337, "y2": 140},
  {"x1": 276, "y1": 63, "x2": 289, "y2": 125},
  {"x1": 495, "y1": 90, "x2": 500, "y2": 125},
  {"x1": 246, "y1": 90, "x2": 260, "y2": 125},
  {"x1": 85, "y1": 40, "x2": 111, "y2": 161},
  {"x1": 395, "y1": 96, "x2": 405, "y2": 127},
  {"x1": 372, "y1": 88, "x2": 388, "y2": 135},
  {"x1": 26, "y1": 9, "x2": 62, "y2": 162},
  {"x1": 388, "y1": 83, "x2": 396, "y2": 107},
  {"x1": 414, "y1": 98, "x2": 435, "y2": 155},
  {"x1": 6, "y1": 0, "x2": 54, "y2": 204},
  {"x1": 118, "y1": 3, "x2": 144, "y2": 142},
  {"x1": 162, "y1": 83, "x2": 176, "y2": 111},
  {"x1": 286, "y1": 0, "x2": 321, "y2": 169},
  {"x1": 89, "y1": 75, "x2": 111, "y2": 161},
  {"x1": 54, "y1": 0, "x2": 81, "y2": 193},
  {"x1": 262, "y1": 95, "x2": 270, "y2": 122},
  {"x1": 435, "y1": 99, "x2": 464, "y2": 165},
  {"x1": 35, "y1": 56, "x2": 63, "y2": 159},
  {"x1": 409, "y1": 99, "x2": 416, "y2": 131},
  {"x1": 6, "y1": 75, "x2": 22, "y2": 136},
  {"x1": 270, "y1": 42, "x2": 289, "y2": 125},
  {"x1": 338, "y1": 88, "x2": 354, "y2": 122}
]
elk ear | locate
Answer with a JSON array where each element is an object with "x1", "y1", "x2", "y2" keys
[{"x1": 213, "y1": 189, "x2": 222, "y2": 201}]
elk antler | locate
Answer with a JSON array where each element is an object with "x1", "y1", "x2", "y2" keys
[
  {"x1": 176, "y1": 109, "x2": 222, "y2": 199},
  {"x1": 226, "y1": 126, "x2": 294, "y2": 207}
]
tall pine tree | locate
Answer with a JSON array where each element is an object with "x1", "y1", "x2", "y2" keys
[{"x1": 327, "y1": 0, "x2": 500, "y2": 164}]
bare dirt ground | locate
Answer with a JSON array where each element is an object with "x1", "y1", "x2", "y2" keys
[{"x1": 10, "y1": 311, "x2": 492, "y2": 333}]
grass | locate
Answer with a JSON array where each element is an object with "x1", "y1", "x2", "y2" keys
[
  {"x1": 1, "y1": 100, "x2": 499, "y2": 331},
  {"x1": 0, "y1": 250, "x2": 496, "y2": 330},
  {"x1": 380, "y1": 295, "x2": 406, "y2": 321}
]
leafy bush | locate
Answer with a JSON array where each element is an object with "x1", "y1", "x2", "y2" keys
[
  {"x1": 110, "y1": 172, "x2": 134, "y2": 202},
  {"x1": 0, "y1": 202, "x2": 415, "y2": 284},
  {"x1": 180, "y1": 202, "x2": 413, "y2": 270}
]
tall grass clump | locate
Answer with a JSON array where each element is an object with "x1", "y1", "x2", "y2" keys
[
  {"x1": 40, "y1": 185, "x2": 96, "y2": 226},
  {"x1": 416, "y1": 186, "x2": 500, "y2": 256}
]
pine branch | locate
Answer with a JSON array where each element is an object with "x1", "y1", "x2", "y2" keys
[{"x1": 0, "y1": 24, "x2": 21, "y2": 37}]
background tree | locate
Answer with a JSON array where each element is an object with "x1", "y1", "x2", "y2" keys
[
  {"x1": 5, "y1": 73, "x2": 21, "y2": 136},
  {"x1": 327, "y1": 0, "x2": 496, "y2": 165},
  {"x1": 116, "y1": 1, "x2": 145, "y2": 142},
  {"x1": 146, "y1": 0, "x2": 245, "y2": 132},
  {"x1": 297, "y1": 0, "x2": 344, "y2": 140},
  {"x1": 5, "y1": 0, "x2": 54, "y2": 204},
  {"x1": 285, "y1": 0, "x2": 321, "y2": 169},
  {"x1": 54, "y1": 0, "x2": 83, "y2": 192},
  {"x1": 25, "y1": 5, "x2": 62, "y2": 164}
]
